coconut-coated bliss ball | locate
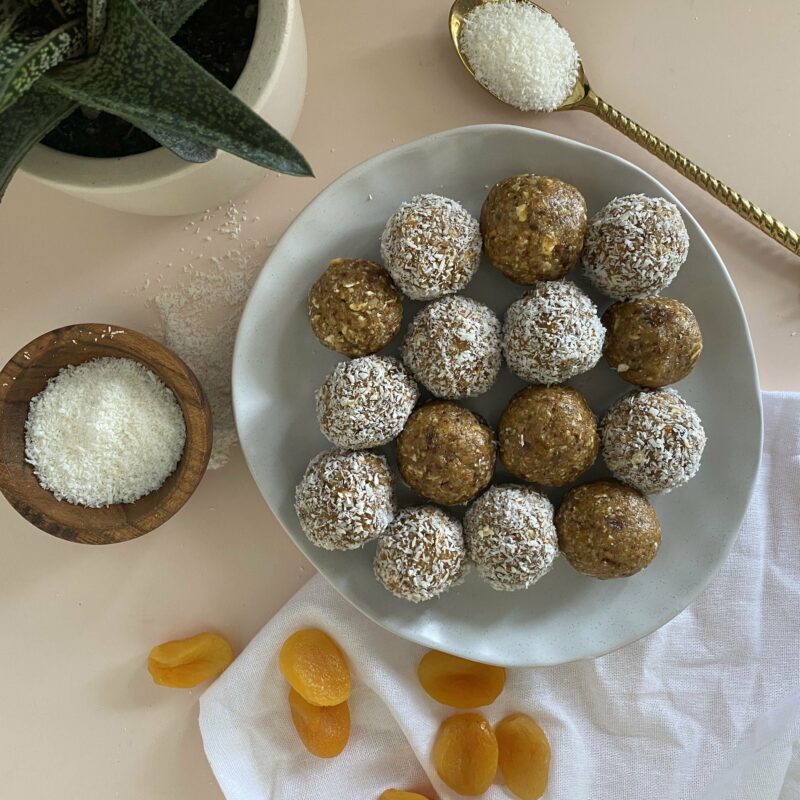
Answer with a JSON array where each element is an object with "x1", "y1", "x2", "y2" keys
[
  {"x1": 316, "y1": 355, "x2": 418, "y2": 449},
  {"x1": 464, "y1": 485, "x2": 558, "y2": 591},
  {"x1": 480, "y1": 174, "x2": 587, "y2": 284},
  {"x1": 294, "y1": 450, "x2": 395, "y2": 550},
  {"x1": 600, "y1": 388, "x2": 707, "y2": 494},
  {"x1": 402, "y1": 295, "x2": 502, "y2": 399},
  {"x1": 308, "y1": 258, "x2": 403, "y2": 357},
  {"x1": 556, "y1": 479, "x2": 662, "y2": 579},
  {"x1": 582, "y1": 194, "x2": 690, "y2": 300},
  {"x1": 502, "y1": 280, "x2": 605, "y2": 384},
  {"x1": 380, "y1": 194, "x2": 482, "y2": 300},
  {"x1": 373, "y1": 506, "x2": 468, "y2": 603}
]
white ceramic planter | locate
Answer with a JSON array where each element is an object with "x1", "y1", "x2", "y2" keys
[{"x1": 20, "y1": 0, "x2": 307, "y2": 216}]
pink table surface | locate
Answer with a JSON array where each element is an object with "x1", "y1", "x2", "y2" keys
[{"x1": 0, "y1": 1, "x2": 798, "y2": 797}]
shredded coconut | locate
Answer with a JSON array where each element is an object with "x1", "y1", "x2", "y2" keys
[
  {"x1": 25, "y1": 357, "x2": 186, "y2": 507},
  {"x1": 316, "y1": 355, "x2": 419, "y2": 449},
  {"x1": 582, "y1": 194, "x2": 690, "y2": 300},
  {"x1": 600, "y1": 388, "x2": 706, "y2": 494},
  {"x1": 461, "y1": 0, "x2": 579, "y2": 112},
  {"x1": 464, "y1": 485, "x2": 558, "y2": 591},
  {"x1": 148, "y1": 201, "x2": 264, "y2": 469},
  {"x1": 294, "y1": 450, "x2": 396, "y2": 550},
  {"x1": 502, "y1": 280, "x2": 605, "y2": 384},
  {"x1": 402, "y1": 295, "x2": 502, "y2": 399},
  {"x1": 373, "y1": 506, "x2": 468, "y2": 603},
  {"x1": 380, "y1": 194, "x2": 482, "y2": 300}
]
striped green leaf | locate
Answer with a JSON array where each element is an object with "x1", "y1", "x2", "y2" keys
[
  {"x1": 0, "y1": 80, "x2": 75, "y2": 197},
  {"x1": 136, "y1": 119, "x2": 216, "y2": 162},
  {"x1": 136, "y1": 0, "x2": 207, "y2": 37},
  {"x1": 0, "y1": 18, "x2": 84, "y2": 114},
  {"x1": 85, "y1": 0, "x2": 105, "y2": 53},
  {"x1": 46, "y1": 0, "x2": 311, "y2": 175}
]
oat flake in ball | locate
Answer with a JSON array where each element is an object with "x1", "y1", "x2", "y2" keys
[
  {"x1": 582, "y1": 194, "x2": 690, "y2": 300},
  {"x1": 308, "y1": 258, "x2": 403, "y2": 357},
  {"x1": 464, "y1": 485, "x2": 558, "y2": 591},
  {"x1": 380, "y1": 194, "x2": 482, "y2": 300},
  {"x1": 397, "y1": 401, "x2": 496, "y2": 506},
  {"x1": 374, "y1": 505, "x2": 468, "y2": 603},
  {"x1": 316, "y1": 355, "x2": 418, "y2": 449},
  {"x1": 601, "y1": 388, "x2": 706, "y2": 494},
  {"x1": 499, "y1": 385, "x2": 599, "y2": 487},
  {"x1": 481, "y1": 174, "x2": 587, "y2": 284},
  {"x1": 502, "y1": 280, "x2": 605, "y2": 385},
  {"x1": 402, "y1": 295, "x2": 502, "y2": 399},
  {"x1": 556, "y1": 479, "x2": 662, "y2": 579},
  {"x1": 602, "y1": 296, "x2": 703, "y2": 388},
  {"x1": 294, "y1": 450, "x2": 395, "y2": 550}
]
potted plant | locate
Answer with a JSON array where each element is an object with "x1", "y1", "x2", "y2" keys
[{"x1": 1, "y1": 0, "x2": 310, "y2": 215}]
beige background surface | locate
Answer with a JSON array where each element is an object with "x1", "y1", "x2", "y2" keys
[{"x1": 0, "y1": 1, "x2": 798, "y2": 798}]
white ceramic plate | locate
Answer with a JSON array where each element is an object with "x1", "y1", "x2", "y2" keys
[{"x1": 233, "y1": 125, "x2": 762, "y2": 666}]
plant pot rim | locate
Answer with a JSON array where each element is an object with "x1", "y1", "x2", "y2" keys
[{"x1": 20, "y1": 0, "x2": 296, "y2": 194}]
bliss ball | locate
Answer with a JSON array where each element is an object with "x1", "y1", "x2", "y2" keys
[
  {"x1": 480, "y1": 174, "x2": 587, "y2": 283},
  {"x1": 402, "y1": 295, "x2": 502, "y2": 399},
  {"x1": 601, "y1": 388, "x2": 707, "y2": 494},
  {"x1": 380, "y1": 194, "x2": 482, "y2": 300},
  {"x1": 397, "y1": 401, "x2": 496, "y2": 506},
  {"x1": 502, "y1": 280, "x2": 605, "y2": 384},
  {"x1": 294, "y1": 450, "x2": 395, "y2": 550},
  {"x1": 308, "y1": 258, "x2": 403, "y2": 357},
  {"x1": 583, "y1": 194, "x2": 690, "y2": 300},
  {"x1": 498, "y1": 385, "x2": 598, "y2": 487},
  {"x1": 464, "y1": 485, "x2": 558, "y2": 591},
  {"x1": 556, "y1": 479, "x2": 661, "y2": 579},
  {"x1": 602, "y1": 297, "x2": 703, "y2": 388},
  {"x1": 316, "y1": 355, "x2": 418, "y2": 449},
  {"x1": 374, "y1": 505, "x2": 468, "y2": 603}
]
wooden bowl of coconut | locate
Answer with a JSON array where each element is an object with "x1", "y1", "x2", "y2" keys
[{"x1": 0, "y1": 323, "x2": 212, "y2": 544}]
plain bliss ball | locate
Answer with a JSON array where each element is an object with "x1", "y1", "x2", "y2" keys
[
  {"x1": 601, "y1": 388, "x2": 707, "y2": 494},
  {"x1": 402, "y1": 295, "x2": 502, "y2": 399},
  {"x1": 294, "y1": 450, "x2": 395, "y2": 550},
  {"x1": 460, "y1": 0, "x2": 579, "y2": 112},
  {"x1": 380, "y1": 194, "x2": 482, "y2": 301},
  {"x1": 502, "y1": 280, "x2": 605, "y2": 384},
  {"x1": 316, "y1": 355, "x2": 419, "y2": 449},
  {"x1": 464, "y1": 485, "x2": 558, "y2": 591},
  {"x1": 24, "y1": 357, "x2": 185, "y2": 507},
  {"x1": 373, "y1": 505, "x2": 468, "y2": 603},
  {"x1": 582, "y1": 194, "x2": 690, "y2": 300}
]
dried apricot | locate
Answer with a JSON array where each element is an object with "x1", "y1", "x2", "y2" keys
[
  {"x1": 433, "y1": 712, "x2": 498, "y2": 796},
  {"x1": 495, "y1": 713, "x2": 551, "y2": 800},
  {"x1": 279, "y1": 628, "x2": 351, "y2": 706},
  {"x1": 418, "y1": 650, "x2": 506, "y2": 708},
  {"x1": 147, "y1": 632, "x2": 234, "y2": 688},
  {"x1": 378, "y1": 791, "x2": 432, "y2": 800},
  {"x1": 288, "y1": 688, "x2": 350, "y2": 758}
]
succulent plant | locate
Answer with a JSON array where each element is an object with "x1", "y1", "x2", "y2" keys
[{"x1": 0, "y1": 0, "x2": 312, "y2": 199}]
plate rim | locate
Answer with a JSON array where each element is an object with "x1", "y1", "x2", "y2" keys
[{"x1": 232, "y1": 123, "x2": 763, "y2": 666}]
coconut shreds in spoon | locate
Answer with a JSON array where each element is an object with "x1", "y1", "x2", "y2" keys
[{"x1": 450, "y1": 0, "x2": 800, "y2": 257}]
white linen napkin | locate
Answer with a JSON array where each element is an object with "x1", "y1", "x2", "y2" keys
[{"x1": 199, "y1": 392, "x2": 800, "y2": 800}]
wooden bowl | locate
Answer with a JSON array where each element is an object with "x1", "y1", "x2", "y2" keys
[{"x1": 0, "y1": 323, "x2": 212, "y2": 544}]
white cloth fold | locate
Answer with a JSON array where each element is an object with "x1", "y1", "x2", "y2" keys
[{"x1": 199, "y1": 392, "x2": 800, "y2": 800}]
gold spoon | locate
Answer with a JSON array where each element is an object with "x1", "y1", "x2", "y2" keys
[{"x1": 450, "y1": 0, "x2": 800, "y2": 256}]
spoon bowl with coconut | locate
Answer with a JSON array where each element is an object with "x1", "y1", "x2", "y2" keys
[{"x1": 450, "y1": 0, "x2": 800, "y2": 256}]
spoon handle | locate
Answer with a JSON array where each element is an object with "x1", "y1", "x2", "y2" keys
[{"x1": 579, "y1": 89, "x2": 800, "y2": 256}]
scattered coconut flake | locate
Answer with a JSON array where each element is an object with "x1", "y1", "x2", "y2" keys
[{"x1": 461, "y1": 0, "x2": 579, "y2": 112}]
